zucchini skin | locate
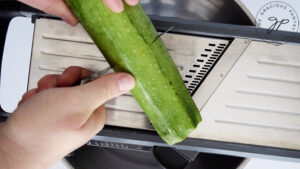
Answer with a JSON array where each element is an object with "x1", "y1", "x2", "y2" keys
[{"x1": 64, "y1": 0, "x2": 201, "y2": 145}]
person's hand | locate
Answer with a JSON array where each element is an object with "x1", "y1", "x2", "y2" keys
[
  {"x1": 0, "y1": 66, "x2": 135, "y2": 169},
  {"x1": 18, "y1": 0, "x2": 139, "y2": 25}
]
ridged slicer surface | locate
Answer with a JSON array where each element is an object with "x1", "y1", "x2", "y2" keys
[{"x1": 190, "y1": 40, "x2": 300, "y2": 150}]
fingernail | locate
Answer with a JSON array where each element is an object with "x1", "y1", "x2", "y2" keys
[
  {"x1": 112, "y1": 0, "x2": 124, "y2": 13},
  {"x1": 126, "y1": 0, "x2": 139, "y2": 6},
  {"x1": 118, "y1": 74, "x2": 135, "y2": 91},
  {"x1": 63, "y1": 16, "x2": 78, "y2": 26}
]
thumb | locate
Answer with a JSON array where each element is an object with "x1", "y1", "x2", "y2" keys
[
  {"x1": 72, "y1": 73, "x2": 135, "y2": 112},
  {"x1": 19, "y1": 0, "x2": 78, "y2": 26},
  {"x1": 45, "y1": 0, "x2": 78, "y2": 26}
]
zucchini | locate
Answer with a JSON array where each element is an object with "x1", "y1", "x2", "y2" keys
[{"x1": 64, "y1": 0, "x2": 201, "y2": 145}]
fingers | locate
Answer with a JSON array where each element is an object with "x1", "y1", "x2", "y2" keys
[
  {"x1": 71, "y1": 73, "x2": 135, "y2": 112},
  {"x1": 20, "y1": 72, "x2": 62, "y2": 105},
  {"x1": 102, "y1": 0, "x2": 139, "y2": 12},
  {"x1": 20, "y1": 66, "x2": 92, "y2": 106},
  {"x1": 37, "y1": 66, "x2": 92, "y2": 91},
  {"x1": 103, "y1": 0, "x2": 124, "y2": 13},
  {"x1": 37, "y1": 75, "x2": 61, "y2": 91},
  {"x1": 18, "y1": 89, "x2": 38, "y2": 106},
  {"x1": 58, "y1": 66, "x2": 93, "y2": 87},
  {"x1": 19, "y1": 0, "x2": 139, "y2": 26},
  {"x1": 124, "y1": 0, "x2": 139, "y2": 6},
  {"x1": 44, "y1": 73, "x2": 134, "y2": 130},
  {"x1": 21, "y1": 89, "x2": 38, "y2": 101},
  {"x1": 18, "y1": 68, "x2": 135, "y2": 132},
  {"x1": 43, "y1": 0, "x2": 78, "y2": 26},
  {"x1": 19, "y1": 0, "x2": 78, "y2": 26}
]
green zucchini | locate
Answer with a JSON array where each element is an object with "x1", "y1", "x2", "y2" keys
[{"x1": 64, "y1": 0, "x2": 201, "y2": 145}]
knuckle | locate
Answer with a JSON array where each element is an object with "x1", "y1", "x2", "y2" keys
[
  {"x1": 64, "y1": 66, "x2": 80, "y2": 74},
  {"x1": 43, "y1": 88, "x2": 78, "y2": 110},
  {"x1": 101, "y1": 83, "x2": 115, "y2": 100},
  {"x1": 37, "y1": 74, "x2": 58, "y2": 89},
  {"x1": 63, "y1": 89, "x2": 81, "y2": 107},
  {"x1": 42, "y1": 88, "x2": 58, "y2": 102},
  {"x1": 68, "y1": 66, "x2": 79, "y2": 70},
  {"x1": 37, "y1": 75, "x2": 50, "y2": 86}
]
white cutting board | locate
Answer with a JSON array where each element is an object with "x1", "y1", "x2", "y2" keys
[{"x1": 0, "y1": 17, "x2": 33, "y2": 113}]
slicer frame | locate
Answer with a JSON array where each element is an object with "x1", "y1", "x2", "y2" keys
[{"x1": 1, "y1": 14, "x2": 300, "y2": 162}]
